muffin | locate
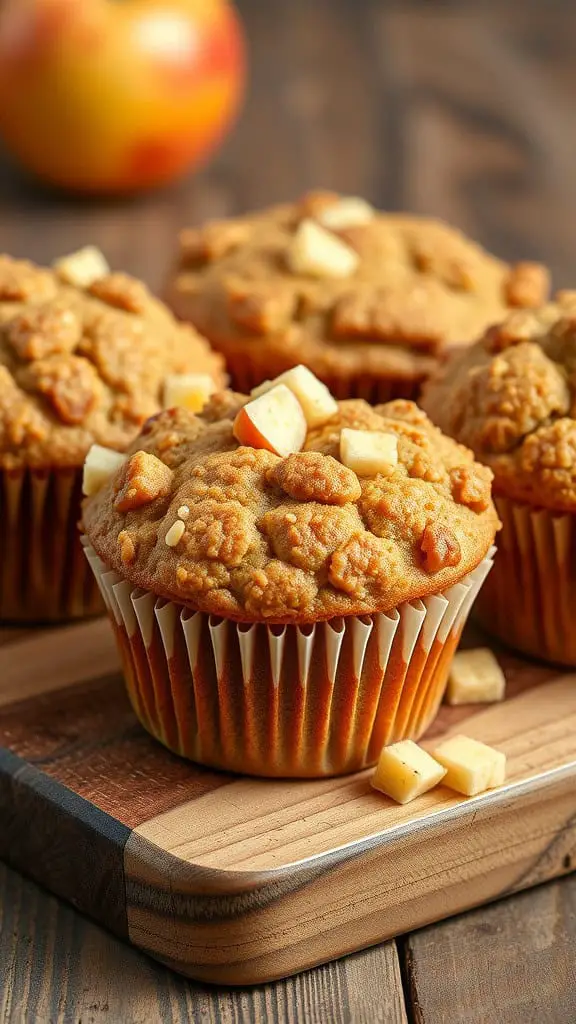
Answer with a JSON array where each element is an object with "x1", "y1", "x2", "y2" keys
[
  {"x1": 82, "y1": 369, "x2": 498, "y2": 777},
  {"x1": 0, "y1": 248, "x2": 225, "y2": 623},
  {"x1": 421, "y1": 294, "x2": 576, "y2": 666},
  {"x1": 166, "y1": 190, "x2": 550, "y2": 401}
]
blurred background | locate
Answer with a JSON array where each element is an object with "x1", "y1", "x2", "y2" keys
[{"x1": 0, "y1": 0, "x2": 574, "y2": 291}]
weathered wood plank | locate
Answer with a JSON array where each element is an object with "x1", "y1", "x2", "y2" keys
[
  {"x1": 0, "y1": 863, "x2": 407, "y2": 1024},
  {"x1": 404, "y1": 875, "x2": 576, "y2": 1024},
  {"x1": 369, "y1": 3, "x2": 576, "y2": 283},
  {"x1": 0, "y1": 1, "x2": 573, "y2": 291}
]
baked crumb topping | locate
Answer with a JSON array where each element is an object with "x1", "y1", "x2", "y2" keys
[
  {"x1": 422, "y1": 293, "x2": 576, "y2": 511},
  {"x1": 167, "y1": 191, "x2": 550, "y2": 388},
  {"x1": 83, "y1": 391, "x2": 498, "y2": 623},
  {"x1": 0, "y1": 253, "x2": 225, "y2": 469}
]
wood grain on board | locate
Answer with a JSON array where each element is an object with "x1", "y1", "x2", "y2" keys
[
  {"x1": 0, "y1": 617, "x2": 575, "y2": 983},
  {"x1": 0, "y1": 629, "x2": 227, "y2": 828}
]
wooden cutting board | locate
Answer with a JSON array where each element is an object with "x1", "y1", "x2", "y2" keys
[{"x1": 0, "y1": 619, "x2": 574, "y2": 986}]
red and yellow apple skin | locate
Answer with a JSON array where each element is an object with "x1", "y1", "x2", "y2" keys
[{"x1": 0, "y1": 0, "x2": 245, "y2": 194}]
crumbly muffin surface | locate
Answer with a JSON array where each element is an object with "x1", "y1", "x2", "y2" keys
[
  {"x1": 83, "y1": 394, "x2": 499, "y2": 623},
  {"x1": 0, "y1": 255, "x2": 225, "y2": 469},
  {"x1": 167, "y1": 191, "x2": 549, "y2": 387},
  {"x1": 421, "y1": 294, "x2": 576, "y2": 511}
]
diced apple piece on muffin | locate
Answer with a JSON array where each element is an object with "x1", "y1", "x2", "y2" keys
[
  {"x1": 233, "y1": 384, "x2": 307, "y2": 457},
  {"x1": 163, "y1": 373, "x2": 216, "y2": 413},
  {"x1": 53, "y1": 246, "x2": 110, "y2": 288},
  {"x1": 446, "y1": 648, "x2": 506, "y2": 706},
  {"x1": 82, "y1": 444, "x2": 127, "y2": 497},
  {"x1": 371, "y1": 740, "x2": 446, "y2": 804},
  {"x1": 287, "y1": 219, "x2": 360, "y2": 279},
  {"x1": 433, "y1": 735, "x2": 506, "y2": 796},
  {"x1": 251, "y1": 364, "x2": 338, "y2": 427},
  {"x1": 340, "y1": 428, "x2": 399, "y2": 477},
  {"x1": 316, "y1": 196, "x2": 376, "y2": 230}
]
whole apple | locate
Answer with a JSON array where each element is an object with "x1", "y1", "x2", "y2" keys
[{"x1": 0, "y1": 0, "x2": 245, "y2": 194}]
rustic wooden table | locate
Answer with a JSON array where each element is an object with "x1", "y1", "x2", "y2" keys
[{"x1": 1, "y1": 1, "x2": 576, "y2": 1021}]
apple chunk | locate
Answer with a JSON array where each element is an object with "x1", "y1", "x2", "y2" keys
[
  {"x1": 233, "y1": 384, "x2": 307, "y2": 457},
  {"x1": 83, "y1": 444, "x2": 127, "y2": 496},
  {"x1": 251, "y1": 365, "x2": 338, "y2": 428},
  {"x1": 288, "y1": 219, "x2": 359, "y2": 278},
  {"x1": 432, "y1": 735, "x2": 506, "y2": 796},
  {"x1": 446, "y1": 648, "x2": 506, "y2": 706},
  {"x1": 371, "y1": 740, "x2": 446, "y2": 805},
  {"x1": 340, "y1": 428, "x2": 398, "y2": 477},
  {"x1": 163, "y1": 373, "x2": 216, "y2": 413},
  {"x1": 54, "y1": 246, "x2": 110, "y2": 288},
  {"x1": 317, "y1": 196, "x2": 375, "y2": 230}
]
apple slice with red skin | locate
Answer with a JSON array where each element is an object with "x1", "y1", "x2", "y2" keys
[{"x1": 233, "y1": 384, "x2": 307, "y2": 457}]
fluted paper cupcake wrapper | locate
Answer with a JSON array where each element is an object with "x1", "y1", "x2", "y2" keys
[
  {"x1": 475, "y1": 495, "x2": 576, "y2": 666},
  {"x1": 0, "y1": 468, "x2": 103, "y2": 623},
  {"x1": 224, "y1": 354, "x2": 421, "y2": 405},
  {"x1": 84, "y1": 542, "x2": 494, "y2": 777}
]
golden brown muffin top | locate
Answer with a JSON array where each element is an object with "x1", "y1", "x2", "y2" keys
[
  {"x1": 0, "y1": 253, "x2": 225, "y2": 470},
  {"x1": 167, "y1": 191, "x2": 550, "y2": 386},
  {"x1": 421, "y1": 293, "x2": 576, "y2": 512},
  {"x1": 82, "y1": 393, "x2": 499, "y2": 624}
]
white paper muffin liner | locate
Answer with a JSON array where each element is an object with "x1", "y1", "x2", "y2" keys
[
  {"x1": 475, "y1": 495, "x2": 576, "y2": 666},
  {"x1": 0, "y1": 468, "x2": 103, "y2": 623},
  {"x1": 84, "y1": 542, "x2": 494, "y2": 777}
]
